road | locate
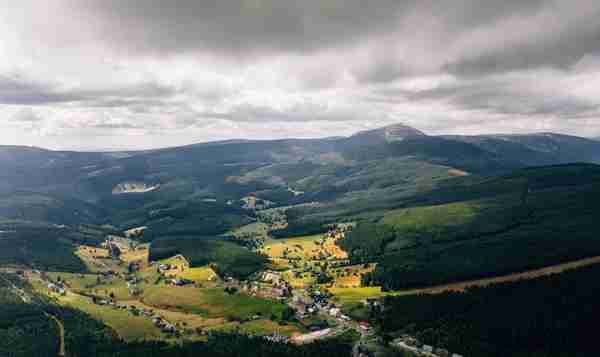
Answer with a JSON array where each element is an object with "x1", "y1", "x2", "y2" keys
[
  {"x1": 45, "y1": 313, "x2": 66, "y2": 357},
  {"x1": 0, "y1": 273, "x2": 66, "y2": 357},
  {"x1": 394, "y1": 254, "x2": 600, "y2": 296}
]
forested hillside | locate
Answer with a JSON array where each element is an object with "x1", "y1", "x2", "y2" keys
[
  {"x1": 341, "y1": 164, "x2": 600, "y2": 289},
  {"x1": 2, "y1": 125, "x2": 600, "y2": 274},
  {"x1": 377, "y1": 264, "x2": 600, "y2": 357}
]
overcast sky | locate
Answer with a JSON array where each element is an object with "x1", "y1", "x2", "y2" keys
[{"x1": 1, "y1": 0, "x2": 600, "y2": 150}]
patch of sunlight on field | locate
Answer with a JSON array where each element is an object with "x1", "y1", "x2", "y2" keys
[
  {"x1": 331, "y1": 264, "x2": 375, "y2": 288},
  {"x1": 123, "y1": 300, "x2": 225, "y2": 330},
  {"x1": 59, "y1": 292, "x2": 163, "y2": 341},
  {"x1": 74, "y1": 245, "x2": 125, "y2": 273},
  {"x1": 282, "y1": 270, "x2": 316, "y2": 289},
  {"x1": 178, "y1": 266, "x2": 217, "y2": 282},
  {"x1": 329, "y1": 287, "x2": 386, "y2": 305},
  {"x1": 262, "y1": 234, "x2": 346, "y2": 261},
  {"x1": 141, "y1": 285, "x2": 286, "y2": 320},
  {"x1": 46, "y1": 272, "x2": 99, "y2": 290},
  {"x1": 230, "y1": 222, "x2": 270, "y2": 240},
  {"x1": 239, "y1": 319, "x2": 304, "y2": 337},
  {"x1": 209, "y1": 319, "x2": 303, "y2": 337},
  {"x1": 120, "y1": 244, "x2": 149, "y2": 264}
]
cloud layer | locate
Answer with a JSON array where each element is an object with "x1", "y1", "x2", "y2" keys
[{"x1": 0, "y1": 0, "x2": 599, "y2": 150}]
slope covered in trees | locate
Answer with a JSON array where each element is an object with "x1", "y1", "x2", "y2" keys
[
  {"x1": 377, "y1": 263, "x2": 600, "y2": 357},
  {"x1": 341, "y1": 164, "x2": 600, "y2": 289},
  {"x1": 149, "y1": 236, "x2": 269, "y2": 279}
]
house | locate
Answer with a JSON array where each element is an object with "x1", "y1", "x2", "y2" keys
[
  {"x1": 261, "y1": 271, "x2": 281, "y2": 285},
  {"x1": 47, "y1": 283, "x2": 66, "y2": 296},
  {"x1": 436, "y1": 348, "x2": 449, "y2": 357},
  {"x1": 161, "y1": 323, "x2": 177, "y2": 333},
  {"x1": 358, "y1": 321, "x2": 371, "y2": 332}
]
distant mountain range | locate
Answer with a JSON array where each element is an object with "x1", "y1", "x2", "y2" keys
[{"x1": 1, "y1": 123, "x2": 600, "y2": 236}]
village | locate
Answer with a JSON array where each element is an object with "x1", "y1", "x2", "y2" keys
[{"x1": 7, "y1": 219, "x2": 447, "y2": 356}]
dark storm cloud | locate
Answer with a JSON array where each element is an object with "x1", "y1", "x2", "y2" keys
[
  {"x1": 0, "y1": 75, "x2": 81, "y2": 105},
  {"x1": 0, "y1": 74, "x2": 179, "y2": 107},
  {"x1": 79, "y1": 0, "x2": 414, "y2": 55},
  {"x1": 73, "y1": 0, "x2": 600, "y2": 77},
  {"x1": 192, "y1": 102, "x2": 363, "y2": 123},
  {"x1": 3, "y1": 0, "x2": 600, "y2": 148},
  {"x1": 445, "y1": 23, "x2": 600, "y2": 76},
  {"x1": 375, "y1": 75, "x2": 600, "y2": 118}
]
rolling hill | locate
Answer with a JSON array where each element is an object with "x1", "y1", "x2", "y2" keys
[
  {"x1": 341, "y1": 163, "x2": 600, "y2": 290},
  {"x1": 2, "y1": 124, "x2": 600, "y2": 271}
]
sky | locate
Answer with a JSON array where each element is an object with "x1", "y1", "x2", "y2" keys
[{"x1": 1, "y1": 0, "x2": 600, "y2": 150}]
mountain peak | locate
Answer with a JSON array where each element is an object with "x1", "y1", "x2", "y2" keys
[{"x1": 352, "y1": 123, "x2": 426, "y2": 143}]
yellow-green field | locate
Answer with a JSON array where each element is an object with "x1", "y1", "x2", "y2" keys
[
  {"x1": 230, "y1": 222, "x2": 270, "y2": 240},
  {"x1": 124, "y1": 300, "x2": 225, "y2": 330},
  {"x1": 281, "y1": 270, "x2": 316, "y2": 289},
  {"x1": 328, "y1": 287, "x2": 387, "y2": 304},
  {"x1": 212, "y1": 319, "x2": 304, "y2": 337},
  {"x1": 330, "y1": 264, "x2": 375, "y2": 288},
  {"x1": 60, "y1": 292, "x2": 163, "y2": 341},
  {"x1": 261, "y1": 234, "x2": 347, "y2": 261},
  {"x1": 75, "y1": 245, "x2": 125, "y2": 273},
  {"x1": 140, "y1": 285, "x2": 287, "y2": 320},
  {"x1": 120, "y1": 244, "x2": 149, "y2": 264},
  {"x1": 157, "y1": 256, "x2": 218, "y2": 282}
]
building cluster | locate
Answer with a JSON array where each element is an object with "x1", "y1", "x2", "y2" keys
[
  {"x1": 126, "y1": 276, "x2": 142, "y2": 295},
  {"x1": 47, "y1": 282, "x2": 66, "y2": 296},
  {"x1": 392, "y1": 336, "x2": 464, "y2": 357},
  {"x1": 251, "y1": 271, "x2": 292, "y2": 299},
  {"x1": 262, "y1": 331, "x2": 289, "y2": 344},
  {"x1": 151, "y1": 315, "x2": 177, "y2": 334}
]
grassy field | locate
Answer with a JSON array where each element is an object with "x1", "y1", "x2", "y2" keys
[
  {"x1": 120, "y1": 244, "x2": 150, "y2": 264},
  {"x1": 262, "y1": 234, "x2": 347, "y2": 261},
  {"x1": 157, "y1": 256, "x2": 218, "y2": 282},
  {"x1": 58, "y1": 292, "x2": 163, "y2": 341},
  {"x1": 211, "y1": 319, "x2": 304, "y2": 337},
  {"x1": 328, "y1": 287, "x2": 387, "y2": 305},
  {"x1": 141, "y1": 285, "x2": 287, "y2": 321},
  {"x1": 230, "y1": 222, "x2": 270, "y2": 240},
  {"x1": 75, "y1": 245, "x2": 126, "y2": 273},
  {"x1": 149, "y1": 237, "x2": 268, "y2": 279},
  {"x1": 281, "y1": 270, "x2": 316, "y2": 289},
  {"x1": 124, "y1": 300, "x2": 224, "y2": 331},
  {"x1": 341, "y1": 164, "x2": 600, "y2": 290},
  {"x1": 330, "y1": 264, "x2": 375, "y2": 288}
]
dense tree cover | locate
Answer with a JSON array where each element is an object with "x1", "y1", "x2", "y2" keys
[
  {"x1": 0, "y1": 225, "x2": 87, "y2": 272},
  {"x1": 340, "y1": 164, "x2": 600, "y2": 289},
  {"x1": 149, "y1": 236, "x2": 268, "y2": 278},
  {"x1": 1, "y1": 273, "x2": 353, "y2": 357},
  {"x1": 376, "y1": 264, "x2": 600, "y2": 357},
  {"x1": 0, "y1": 274, "x2": 60, "y2": 357},
  {"x1": 50, "y1": 331, "x2": 353, "y2": 357},
  {"x1": 107, "y1": 198, "x2": 253, "y2": 242}
]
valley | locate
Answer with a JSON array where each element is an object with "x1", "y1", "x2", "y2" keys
[{"x1": 2, "y1": 124, "x2": 600, "y2": 356}]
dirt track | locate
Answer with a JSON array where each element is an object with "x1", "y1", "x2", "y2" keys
[
  {"x1": 397, "y1": 255, "x2": 600, "y2": 296},
  {"x1": 46, "y1": 313, "x2": 66, "y2": 357}
]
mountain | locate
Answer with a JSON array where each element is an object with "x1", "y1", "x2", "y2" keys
[
  {"x1": 1, "y1": 124, "x2": 600, "y2": 242},
  {"x1": 444, "y1": 133, "x2": 600, "y2": 165},
  {"x1": 343, "y1": 163, "x2": 600, "y2": 290},
  {"x1": 344, "y1": 123, "x2": 426, "y2": 146}
]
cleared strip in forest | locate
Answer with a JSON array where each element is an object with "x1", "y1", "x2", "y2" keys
[
  {"x1": 395, "y1": 255, "x2": 600, "y2": 296},
  {"x1": 45, "y1": 313, "x2": 66, "y2": 357}
]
